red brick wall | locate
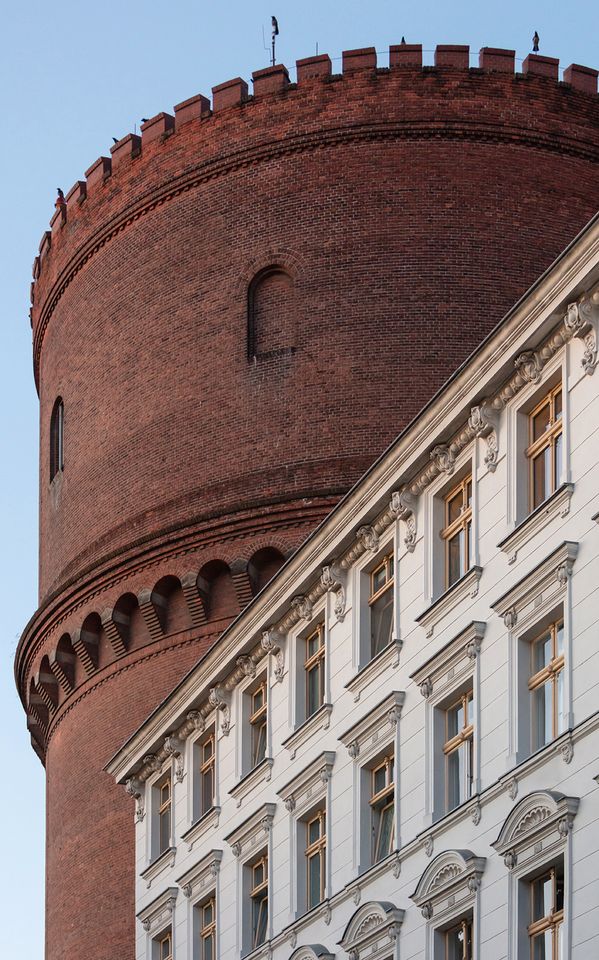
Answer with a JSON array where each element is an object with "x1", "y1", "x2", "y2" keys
[{"x1": 18, "y1": 50, "x2": 599, "y2": 960}]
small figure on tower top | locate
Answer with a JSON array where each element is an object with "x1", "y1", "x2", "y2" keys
[
  {"x1": 532, "y1": 31, "x2": 540, "y2": 53},
  {"x1": 55, "y1": 188, "x2": 66, "y2": 212}
]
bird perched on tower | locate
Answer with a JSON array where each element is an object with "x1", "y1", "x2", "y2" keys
[
  {"x1": 532, "y1": 31, "x2": 540, "y2": 52},
  {"x1": 55, "y1": 188, "x2": 66, "y2": 211}
]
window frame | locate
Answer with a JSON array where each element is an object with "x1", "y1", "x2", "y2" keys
[
  {"x1": 304, "y1": 622, "x2": 325, "y2": 719},
  {"x1": 368, "y1": 551, "x2": 395, "y2": 660},
  {"x1": 443, "y1": 690, "x2": 475, "y2": 813},
  {"x1": 528, "y1": 618, "x2": 565, "y2": 752},
  {"x1": 198, "y1": 896, "x2": 216, "y2": 960},
  {"x1": 443, "y1": 916, "x2": 473, "y2": 960},
  {"x1": 441, "y1": 475, "x2": 473, "y2": 590},
  {"x1": 155, "y1": 928, "x2": 173, "y2": 960},
  {"x1": 49, "y1": 396, "x2": 64, "y2": 482},
  {"x1": 305, "y1": 807, "x2": 327, "y2": 910},
  {"x1": 527, "y1": 865, "x2": 564, "y2": 960},
  {"x1": 249, "y1": 853, "x2": 269, "y2": 950},
  {"x1": 424, "y1": 452, "x2": 478, "y2": 607},
  {"x1": 158, "y1": 774, "x2": 172, "y2": 857},
  {"x1": 249, "y1": 680, "x2": 268, "y2": 770},
  {"x1": 369, "y1": 753, "x2": 395, "y2": 864},
  {"x1": 526, "y1": 382, "x2": 563, "y2": 513}
]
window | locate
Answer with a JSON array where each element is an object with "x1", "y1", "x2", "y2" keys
[
  {"x1": 199, "y1": 733, "x2": 215, "y2": 818},
  {"x1": 305, "y1": 809, "x2": 326, "y2": 909},
  {"x1": 528, "y1": 864, "x2": 564, "y2": 959},
  {"x1": 370, "y1": 754, "x2": 394, "y2": 863},
  {"x1": 249, "y1": 683, "x2": 267, "y2": 768},
  {"x1": 199, "y1": 897, "x2": 216, "y2": 960},
  {"x1": 305, "y1": 624, "x2": 325, "y2": 717},
  {"x1": 49, "y1": 397, "x2": 64, "y2": 481},
  {"x1": 157, "y1": 774, "x2": 171, "y2": 855},
  {"x1": 157, "y1": 930, "x2": 172, "y2": 960},
  {"x1": 369, "y1": 553, "x2": 394, "y2": 658},
  {"x1": 445, "y1": 918, "x2": 472, "y2": 959},
  {"x1": 529, "y1": 619, "x2": 564, "y2": 751},
  {"x1": 250, "y1": 855, "x2": 268, "y2": 949},
  {"x1": 247, "y1": 266, "x2": 296, "y2": 360},
  {"x1": 527, "y1": 384, "x2": 562, "y2": 511},
  {"x1": 442, "y1": 476, "x2": 472, "y2": 589},
  {"x1": 444, "y1": 690, "x2": 474, "y2": 811}
]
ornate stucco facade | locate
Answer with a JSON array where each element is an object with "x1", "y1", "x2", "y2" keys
[{"x1": 108, "y1": 214, "x2": 599, "y2": 960}]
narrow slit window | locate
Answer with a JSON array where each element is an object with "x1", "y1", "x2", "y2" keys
[{"x1": 50, "y1": 397, "x2": 64, "y2": 481}]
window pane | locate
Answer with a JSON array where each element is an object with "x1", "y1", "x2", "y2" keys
[
  {"x1": 159, "y1": 808, "x2": 170, "y2": 852},
  {"x1": 557, "y1": 669, "x2": 565, "y2": 736},
  {"x1": 308, "y1": 854, "x2": 321, "y2": 908},
  {"x1": 253, "y1": 721, "x2": 266, "y2": 766},
  {"x1": 533, "y1": 633, "x2": 552, "y2": 672},
  {"x1": 373, "y1": 765, "x2": 386, "y2": 795},
  {"x1": 446, "y1": 490, "x2": 463, "y2": 525},
  {"x1": 375, "y1": 802, "x2": 394, "y2": 861},
  {"x1": 202, "y1": 768, "x2": 213, "y2": 813},
  {"x1": 372, "y1": 565, "x2": 387, "y2": 594},
  {"x1": 203, "y1": 902, "x2": 213, "y2": 926},
  {"x1": 307, "y1": 664, "x2": 322, "y2": 717},
  {"x1": 555, "y1": 432, "x2": 563, "y2": 490},
  {"x1": 203, "y1": 738, "x2": 213, "y2": 762},
  {"x1": 532, "y1": 874, "x2": 553, "y2": 921},
  {"x1": 533, "y1": 683, "x2": 552, "y2": 749},
  {"x1": 531, "y1": 930, "x2": 552, "y2": 960},
  {"x1": 253, "y1": 687, "x2": 264, "y2": 712},
  {"x1": 371, "y1": 593, "x2": 393, "y2": 657},
  {"x1": 203, "y1": 934, "x2": 213, "y2": 960},
  {"x1": 556, "y1": 623, "x2": 564, "y2": 656},
  {"x1": 308, "y1": 818, "x2": 320, "y2": 845},
  {"x1": 532, "y1": 449, "x2": 549, "y2": 507},
  {"x1": 253, "y1": 896, "x2": 267, "y2": 947},
  {"x1": 532, "y1": 402, "x2": 551, "y2": 441},
  {"x1": 446, "y1": 923, "x2": 471, "y2": 960},
  {"x1": 554, "y1": 388, "x2": 562, "y2": 419},
  {"x1": 447, "y1": 749, "x2": 460, "y2": 810}
]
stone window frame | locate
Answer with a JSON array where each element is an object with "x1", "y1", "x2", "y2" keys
[
  {"x1": 142, "y1": 754, "x2": 177, "y2": 878},
  {"x1": 410, "y1": 850, "x2": 486, "y2": 960},
  {"x1": 283, "y1": 596, "x2": 332, "y2": 759},
  {"x1": 492, "y1": 789, "x2": 579, "y2": 960},
  {"x1": 410, "y1": 621, "x2": 486, "y2": 826},
  {"x1": 277, "y1": 751, "x2": 335, "y2": 922},
  {"x1": 225, "y1": 802, "x2": 276, "y2": 956},
  {"x1": 491, "y1": 540, "x2": 578, "y2": 768},
  {"x1": 339, "y1": 691, "x2": 404, "y2": 877},
  {"x1": 338, "y1": 900, "x2": 405, "y2": 960},
  {"x1": 230, "y1": 665, "x2": 274, "y2": 809},
  {"x1": 422, "y1": 444, "x2": 480, "y2": 613},
  {"x1": 501, "y1": 348, "x2": 572, "y2": 557},
  {"x1": 137, "y1": 887, "x2": 178, "y2": 960},
  {"x1": 184, "y1": 708, "x2": 222, "y2": 841},
  {"x1": 177, "y1": 849, "x2": 223, "y2": 960},
  {"x1": 348, "y1": 525, "x2": 402, "y2": 700}
]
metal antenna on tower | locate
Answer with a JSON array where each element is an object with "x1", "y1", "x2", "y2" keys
[{"x1": 271, "y1": 15, "x2": 279, "y2": 66}]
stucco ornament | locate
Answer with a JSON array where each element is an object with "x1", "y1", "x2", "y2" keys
[
  {"x1": 261, "y1": 628, "x2": 285, "y2": 682},
  {"x1": 163, "y1": 735, "x2": 185, "y2": 783},
  {"x1": 514, "y1": 350, "x2": 542, "y2": 384},
  {"x1": 390, "y1": 487, "x2": 418, "y2": 552},
  {"x1": 339, "y1": 901, "x2": 405, "y2": 960},
  {"x1": 320, "y1": 564, "x2": 347, "y2": 622},
  {"x1": 208, "y1": 685, "x2": 231, "y2": 735},
  {"x1": 125, "y1": 778, "x2": 145, "y2": 822},
  {"x1": 291, "y1": 594, "x2": 313, "y2": 622},
  {"x1": 430, "y1": 444, "x2": 455, "y2": 476},
  {"x1": 564, "y1": 294, "x2": 598, "y2": 375},
  {"x1": 468, "y1": 401, "x2": 499, "y2": 471}
]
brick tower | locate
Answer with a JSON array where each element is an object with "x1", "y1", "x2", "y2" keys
[{"x1": 16, "y1": 43, "x2": 599, "y2": 960}]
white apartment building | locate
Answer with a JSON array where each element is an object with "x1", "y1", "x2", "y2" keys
[{"x1": 108, "y1": 215, "x2": 599, "y2": 960}]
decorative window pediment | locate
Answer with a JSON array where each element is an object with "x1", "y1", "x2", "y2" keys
[
  {"x1": 289, "y1": 946, "x2": 334, "y2": 960},
  {"x1": 224, "y1": 802, "x2": 275, "y2": 860},
  {"x1": 410, "y1": 621, "x2": 485, "y2": 701},
  {"x1": 339, "y1": 690, "x2": 404, "y2": 762},
  {"x1": 491, "y1": 540, "x2": 578, "y2": 633},
  {"x1": 137, "y1": 886, "x2": 178, "y2": 935},
  {"x1": 492, "y1": 789, "x2": 579, "y2": 871},
  {"x1": 410, "y1": 850, "x2": 485, "y2": 923},
  {"x1": 278, "y1": 751, "x2": 335, "y2": 818},
  {"x1": 176, "y1": 848, "x2": 222, "y2": 901},
  {"x1": 339, "y1": 901, "x2": 404, "y2": 960}
]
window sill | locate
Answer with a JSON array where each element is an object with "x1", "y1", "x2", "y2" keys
[
  {"x1": 282, "y1": 703, "x2": 333, "y2": 759},
  {"x1": 345, "y1": 639, "x2": 402, "y2": 702},
  {"x1": 352, "y1": 848, "x2": 401, "y2": 886},
  {"x1": 498, "y1": 482, "x2": 574, "y2": 564},
  {"x1": 140, "y1": 845, "x2": 177, "y2": 889},
  {"x1": 416, "y1": 567, "x2": 483, "y2": 639},
  {"x1": 229, "y1": 757, "x2": 274, "y2": 808},
  {"x1": 180, "y1": 805, "x2": 221, "y2": 852}
]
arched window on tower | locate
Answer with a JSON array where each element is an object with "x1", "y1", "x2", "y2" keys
[
  {"x1": 247, "y1": 267, "x2": 296, "y2": 360},
  {"x1": 50, "y1": 398, "x2": 64, "y2": 481}
]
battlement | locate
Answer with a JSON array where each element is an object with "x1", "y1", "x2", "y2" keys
[{"x1": 30, "y1": 41, "x2": 599, "y2": 352}]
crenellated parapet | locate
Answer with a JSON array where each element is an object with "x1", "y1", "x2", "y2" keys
[{"x1": 30, "y1": 43, "x2": 599, "y2": 386}]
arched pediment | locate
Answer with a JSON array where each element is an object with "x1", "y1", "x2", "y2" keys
[
  {"x1": 411, "y1": 849, "x2": 483, "y2": 905},
  {"x1": 289, "y1": 946, "x2": 334, "y2": 960},
  {"x1": 339, "y1": 901, "x2": 404, "y2": 960},
  {"x1": 492, "y1": 790, "x2": 579, "y2": 869}
]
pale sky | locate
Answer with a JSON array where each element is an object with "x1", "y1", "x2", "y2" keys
[{"x1": 1, "y1": 0, "x2": 598, "y2": 952}]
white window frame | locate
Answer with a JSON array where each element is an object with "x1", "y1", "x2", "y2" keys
[
  {"x1": 230, "y1": 668, "x2": 273, "y2": 807},
  {"x1": 411, "y1": 621, "x2": 485, "y2": 826},
  {"x1": 410, "y1": 849, "x2": 486, "y2": 960},
  {"x1": 339, "y1": 691, "x2": 404, "y2": 876},
  {"x1": 492, "y1": 789, "x2": 579, "y2": 960},
  {"x1": 504, "y1": 349, "x2": 571, "y2": 544},
  {"x1": 283, "y1": 600, "x2": 332, "y2": 759},
  {"x1": 225, "y1": 803, "x2": 275, "y2": 956},
  {"x1": 277, "y1": 751, "x2": 335, "y2": 922},
  {"x1": 491, "y1": 540, "x2": 577, "y2": 768}
]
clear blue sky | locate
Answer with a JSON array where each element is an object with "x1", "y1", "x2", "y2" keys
[{"x1": 1, "y1": 0, "x2": 598, "y2": 953}]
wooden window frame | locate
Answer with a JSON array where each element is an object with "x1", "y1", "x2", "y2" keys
[
  {"x1": 199, "y1": 733, "x2": 215, "y2": 817},
  {"x1": 526, "y1": 383, "x2": 563, "y2": 511},
  {"x1": 528, "y1": 620, "x2": 564, "y2": 748},
  {"x1": 527, "y1": 867, "x2": 564, "y2": 960},
  {"x1": 443, "y1": 690, "x2": 474, "y2": 811},
  {"x1": 369, "y1": 754, "x2": 395, "y2": 863},
  {"x1": 304, "y1": 623, "x2": 325, "y2": 718},
  {"x1": 368, "y1": 552, "x2": 394, "y2": 658},
  {"x1": 158, "y1": 929, "x2": 173, "y2": 960},
  {"x1": 444, "y1": 918, "x2": 473, "y2": 960},
  {"x1": 305, "y1": 809, "x2": 326, "y2": 909},
  {"x1": 441, "y1": 475, "x2": 473, "y2": 590},
  {"x1": 199, "y1": 897, "x2": 216, "y2": 960},
  {"x1": 250, "y1": 854, "x2": 268, "y2": 949},
  {"x1": 249, "y1": 682, "x2": 268, "y2": 769},
  {"x1": 158, "y1": 774, "x2": 172, "y2": 855}
]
